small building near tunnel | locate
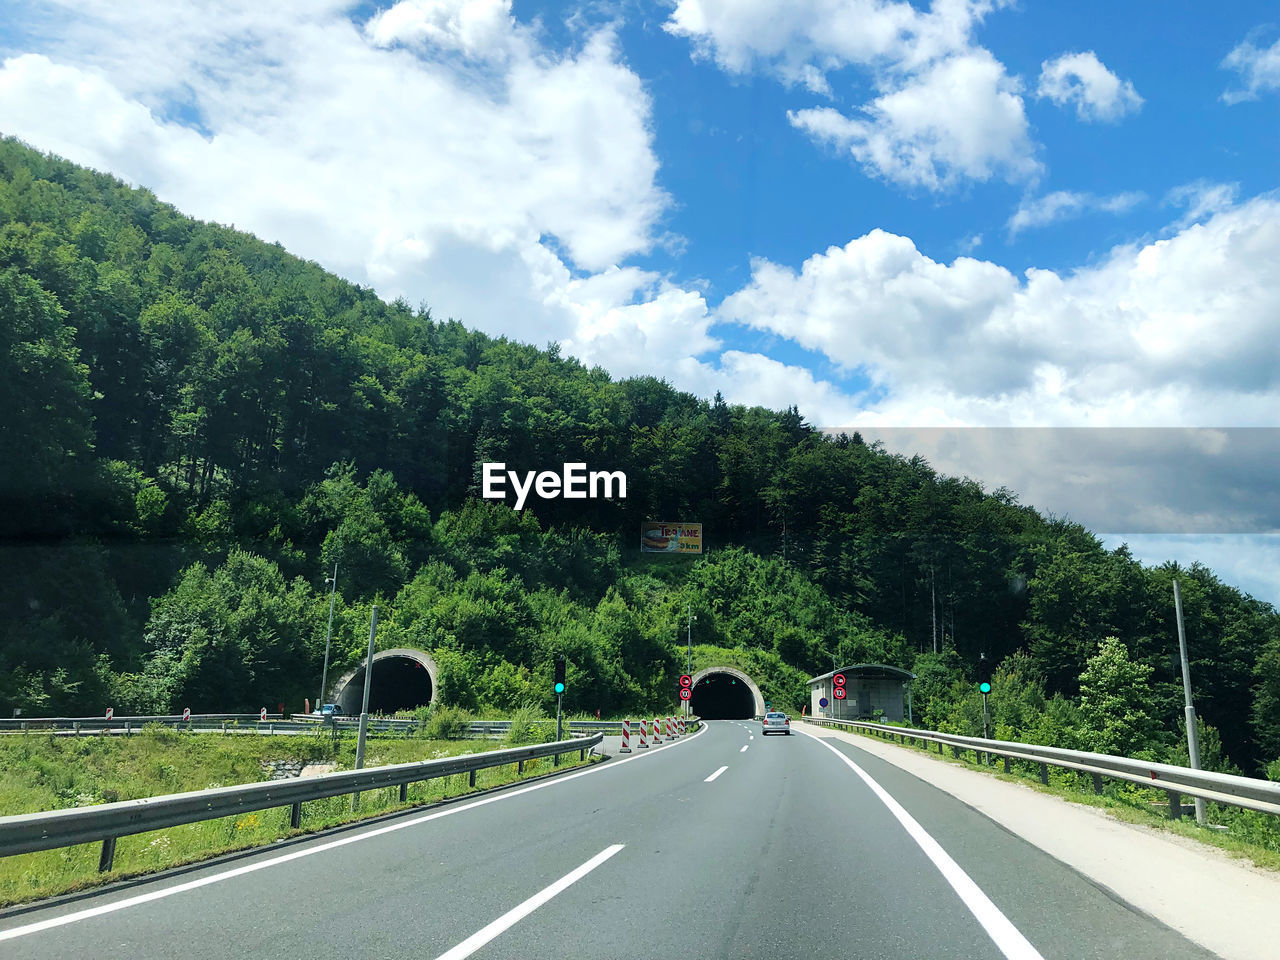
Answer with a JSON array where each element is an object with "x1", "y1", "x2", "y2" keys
[{"x1": 808, "y1": 664, "x2": 915, "y2": 723}]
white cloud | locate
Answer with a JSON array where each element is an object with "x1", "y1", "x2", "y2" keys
[
  {"x1": 666, "y1": 0, "x2": 1038, "y2": 191},
  {"x1": 717, "y1": 196, "x2": 1280, "y2": 426},
  {"x1": 1037, "y1": 51, "x2": 1143, "y2": 122},
  {"x1": 789, "y1": 50, "x2": 1038, "y2": 191},
  {"x1": 663, "y1": 0, "x2": 1002, "y2": 84},
  {"x1": 366, "y1": 0, "x2": 517, "y2": 59},
  {"x1": 1221, "y1": 31, "x2": 1280, "y2": 103},
  {"x1": 1165, "y1": 180, "x2": 1240, "y2": 229},
  {"x1": 1007, "y1": 189, "x2": 1143, "y2": 235},
  {"x1": 0, "y1": 0, "x2": 699, "y2": 373}
]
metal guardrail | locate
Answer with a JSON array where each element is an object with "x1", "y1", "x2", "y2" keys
[
  {"x1": 0, "y1": 714, "x2": 283, "y2": 732},
  {"x1": 0, "y1": 732, "x2": 605, "y2": 872},
  {"x1": 803, "y1": 717, "x2": 1280, "y2": 820},
  {"x1": 1, "y1": 715, "x2": 698, "y2": 738}
]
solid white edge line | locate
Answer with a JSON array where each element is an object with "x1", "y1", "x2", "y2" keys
[
  {"x1": 704, "y1": 765, "x2": 729, "y2": 782},
  {"x1": 0, "y1": 724, "x2": 707, "y2": 943},
  {"x1": 796, "y1": 730, "x2": 1044, "y2": 960},
  {"x1": 431, "y1": 844, "x2": 624, "y2": 960}
]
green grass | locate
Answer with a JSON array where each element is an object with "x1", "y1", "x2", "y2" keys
[
  {"x1": 840, "y1": 723, "x2": 1280, "y2": 872},
  {"x1": 0, "y1": 726, "x2": 600, "y2": 906}
]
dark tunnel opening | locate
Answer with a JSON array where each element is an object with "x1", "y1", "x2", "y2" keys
[
  {"x1": 337, "y1": 656, "x2": 433, "y2": 714},
  {"x1": 690, "y1": 673, "x2": 755, "y2": 719}
]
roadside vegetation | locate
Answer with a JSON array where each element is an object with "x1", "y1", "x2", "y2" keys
[{"x1": 0, "y1": 724, "x2": 600, "y2": 905}]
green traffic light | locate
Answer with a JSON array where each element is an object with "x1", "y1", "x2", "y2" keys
[
  {"x1": 979, "y1": 682, "x2": 991, "y2": 694},
  {"x1": 554, "y1": 682, "x2": 565, "y2": 694}
]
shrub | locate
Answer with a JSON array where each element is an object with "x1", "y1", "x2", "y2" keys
[
  {"x1": 422, "y1": 704, "x2": 473, "y2": 740},
  {"x1": 505, "y1": 702, "x2": 552, "y2": 746}
]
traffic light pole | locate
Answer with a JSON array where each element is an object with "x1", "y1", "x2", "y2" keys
[
  {"x1": 556, "y1": 692, "x2": 563, "y2": 743},
  {"x1": 982, "y1": 692, "x2": 989, "y2": 741}
]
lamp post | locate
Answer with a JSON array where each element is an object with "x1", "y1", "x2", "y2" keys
[{"x1": 318, "y1": 562, "x2": 338, "y2": 712}]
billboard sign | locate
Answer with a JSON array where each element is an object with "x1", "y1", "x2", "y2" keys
[{"x1": 641, "y1": 522, "x2": 703, "y2": 554}]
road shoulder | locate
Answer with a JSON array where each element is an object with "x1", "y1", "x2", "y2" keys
[{"x1": 800, "y1": 721, "x2": 1280, "y2": 960}]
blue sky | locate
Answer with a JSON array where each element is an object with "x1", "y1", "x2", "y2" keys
[{"x1": 0, "y1": 0, "x2": 1277, "y2": 601}]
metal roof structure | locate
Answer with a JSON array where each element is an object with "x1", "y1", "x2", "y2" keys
[{"x1": 807, "y1": 663, "x2": 917, "y2": 684}]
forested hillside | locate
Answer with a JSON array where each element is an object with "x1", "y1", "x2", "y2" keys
[{"x1": 2, "y1": 136, "x2": 1278, "y2": 775}]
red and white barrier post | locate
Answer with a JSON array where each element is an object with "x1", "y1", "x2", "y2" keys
[
  {"x1": 638, "y1": 718, "x2": 649, "y2": 748},
  {"x1": 654, "y1": 718, "x2": 665, "y2": 742},
  {"x1": 678, "y1": 717, "x2": 686, "y2": 735},
  {"x1": 620, "y1": 719, "x2": 632, "y2": 753}
]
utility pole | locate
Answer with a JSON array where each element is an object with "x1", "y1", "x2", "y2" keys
[
  {"x1": 1173, "y1": 579, "x2": 1206, "y2": 825},
  {"x1": 318, "y1": 562, "x2": 338, "y2": 712},
  {"x1": 352, "y1": 605, "x2": 378, "y2": 810}
]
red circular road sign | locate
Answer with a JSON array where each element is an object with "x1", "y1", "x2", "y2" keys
[
  {"x1": 679, "y1": 674, "x2": 692, "y2": 688},
  {"x1": 679, "y1": 688, "x2": 692, "y2": 700},
  {"x1": 833, "y1": 673, "x2": 846, "y2": 687},
  {"x1": 834, "y1": 687, "x2": 847, "y2": 700}
]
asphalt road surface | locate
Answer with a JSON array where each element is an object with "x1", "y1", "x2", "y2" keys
[{"x1": 0, "y1": 720, "x2": 1219, "y2": 960}]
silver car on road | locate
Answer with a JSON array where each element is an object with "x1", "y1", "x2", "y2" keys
[{"x1": 761, "y1": 712, "x2": 791, "y2": 735}]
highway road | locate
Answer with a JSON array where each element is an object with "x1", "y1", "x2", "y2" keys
[{"x1": 0, "y1": 720, "x2": 1219, "y2": 959}]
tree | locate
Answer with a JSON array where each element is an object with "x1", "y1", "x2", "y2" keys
[{"x1": 1077, "y1": 636, "x2": 1163, "y2": 757}]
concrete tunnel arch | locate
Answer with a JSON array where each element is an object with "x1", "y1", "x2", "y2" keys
[
  {"x1": 688, "y1": 666, "x2": 766, "y2": 719},
  {"x1": 332, "y1": 648, "x2": 438, "y2": 715}
]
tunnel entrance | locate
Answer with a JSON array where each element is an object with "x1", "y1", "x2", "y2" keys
[
  {"x1": 333, "y1": 648, "x2": 436, "y2": 715},
  {"x1": 690, "y1": 670, "x2": 758, "y2": 719}
]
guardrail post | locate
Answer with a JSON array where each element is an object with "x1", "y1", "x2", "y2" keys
[
  {"x1": 1091, "y1": 773, "x2": 1103, "y2": 794},
  {"x1": 1038, "y1": 763, "x2": 1049, "y2": 785},
  {"x1": 125, "y1": 720, "x2": 131, "y2": 735},
  {"x1": 554, "y1": 749, "x2": 560, "y2": 767},
  {"x1": 951, "y1": 746, "x2": 960, "y2": 759},
  {"x1": 399, "y1": 782, "x2": 408, "y2": 803},
  {"x1": 1003, "y1": 757, "x2": 1011, "y2": 774},
  {"x1": 290, "y1": 802, "x2": 302, "y2": 829},
  {"x1": 98, "y1": 836, "x2": 117, "y2": 872},
  {"x1": 74, "y1": 722, "x2": 80, "y2": 736},
  {"x1": 579, "y1": 747, "x2": 585, "y2": 761},
  {"x1": 1168, "y1": 790, "x2": 1183, "y2": 819},
  {"x1": 517, "y1": 760, "x2": 524, "y2": 774}
]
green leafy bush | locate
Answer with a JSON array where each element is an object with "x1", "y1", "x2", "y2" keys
[
  {"x1": 422, "y1": 704, "x2": 473, "y2": 740},
  {"x1": 504, "y1": 702, "x2": 552, "y2": 746}
]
